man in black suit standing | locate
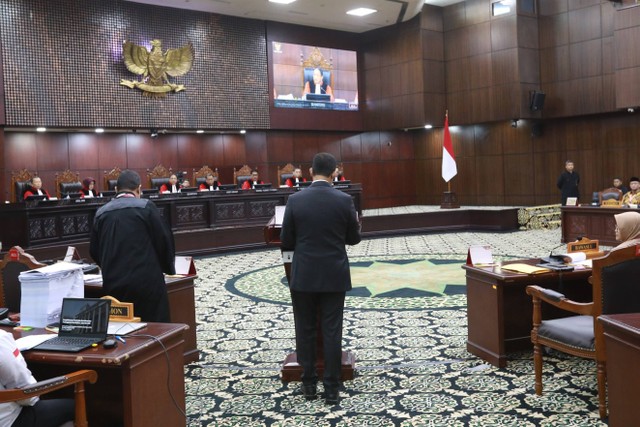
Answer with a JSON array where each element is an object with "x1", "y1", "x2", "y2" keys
[{"x1": 280, "y1": 152, "x2": 361, "y2": 405}]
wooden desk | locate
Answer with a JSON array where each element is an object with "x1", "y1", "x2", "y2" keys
[
  {"x1": 599, "y1": 313, "x2": 640, "y2": 427},
  {"x1": 84, "y1": 275, "x2": 199, "y2": 364},
  {"x1": 17, "y1": 323, "x2": 187, "y2": 427},
  {"x1": 561, "y1": 206, "x2": 625, "y2": 246},
  {"x1": 463, "y1": 261, "x2": 593, "y2": 367}
]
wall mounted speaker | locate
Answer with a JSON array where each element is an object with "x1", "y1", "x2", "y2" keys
[{"x1": 530, "y1": 91, "x2": 546, "y2": 111}]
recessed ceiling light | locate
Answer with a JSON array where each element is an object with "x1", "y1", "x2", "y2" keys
[
  {"x1": 95, "y1": 128, "x2": 104, "y2": 133},
  {"x1": 269, "y1": 0, "x2": 296, "y2": 4},
  {"x1": 240, "y1": 129, "x2": 247, "y2": 134},
  {"x1": 424, "y1": 124, "x2": 433, "y2": 129},
  {"x1": 347, "y1": 7, "x2": 377, "y2": 17},
  {"x1": 36, "y1": 127, "x2": 46, "y2": 132},
  {"x1": 196, "y1": 130, "x2": 204, "y2": 134}
]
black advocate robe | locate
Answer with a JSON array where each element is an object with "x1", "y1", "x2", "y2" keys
[{"x1": 90, "y1": 195, "x2": 175, "y2": 322}]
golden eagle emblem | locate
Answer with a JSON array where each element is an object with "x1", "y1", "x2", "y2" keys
[{"x1": 120, "y1": 39, "x2": 194, "y2": 97}]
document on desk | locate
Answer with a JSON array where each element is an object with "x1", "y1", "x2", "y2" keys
[
  {"x1": 108, "y1": 322, "x2": 147, "y2": 335},
  {"x1": 16, "y1": 334, "x2": 57, "y2": 351},
  {"x1": 500, "y1": 263, "x2": 551, "y2": 275}
]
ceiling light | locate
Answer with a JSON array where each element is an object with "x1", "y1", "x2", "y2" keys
[
  {"x1": 36, "y1": 127, "x2": 46, "y2": 132},
  {"x1": 95, "y1": 128, "x2": 104, "y2": 133},
  {"x1": 196, "y1": 130, "x2": 204, "y2": 134},
  {"x1": 269, "y1": 0, "x2": 296, "y2": 4},
  {"x1": 347, "y1": 7, "x2": 377, "y2": 17},
  {"x1": 424, "y1": 124, "x2": 433, "y2": 129},
  {"x1": 240, "y1": 129, "x2": 247, "y2": 134}
]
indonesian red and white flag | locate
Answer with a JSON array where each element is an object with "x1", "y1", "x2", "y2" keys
[{"x1": 441, "y1": 112, "x2": 457, "y2": 182}]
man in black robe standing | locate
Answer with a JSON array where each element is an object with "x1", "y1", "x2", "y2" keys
[
  {"x1": 280, "y1": 152, "x2": 361, "y2": 406},
  {"x1": 90, "y1": 170, "x2": 175, "y2": 322},
  {"x1": 557, "y1": 160, "x2": 580, "y2": 206}
]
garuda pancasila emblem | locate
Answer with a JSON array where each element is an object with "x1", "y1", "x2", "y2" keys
[{"x1": 120, "y1": 39, "x2": 194, "y2": 97}]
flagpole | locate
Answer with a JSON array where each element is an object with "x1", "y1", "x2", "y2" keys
[{"x1": 441, "y1": 109, "x2": 459, "y2": 209}]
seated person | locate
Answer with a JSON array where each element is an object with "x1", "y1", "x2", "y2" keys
[
  {"x1": 0, "y1": 330, "x2": 74, "y2": 427},
  {"x1": 303, "y1": 68, "x2": 334, "y2": 102},
  {"x1": 241, "y1": 170, "x2": 264, "y2": 190},
  {"x1": 622, "y1": 177, "x2": 640, "y2": 205},
  {"x1": 612, "y1": 211, "x2": 640, "y2": 251},
  {"x1": 332, "y1": 166, "x2": 346, "y2": 182},
  {"x1": 160, "y1": 174, "x2": 180, "y2": 194},
  {"x1": 613, "y1": 177, "x2": 629, "y2": 195},
  {"x1": 23, "y1": 177, "x2": 51, "y2": 200},
  {"x1": 285, "y1": 168, "x2": 307, "y2": 187},
  {"x1": 180, "y1": 179, "x2": 191, "y2": 189},
  {"x1": 199, "y1": 173, "x2": 220, "y2": 191},
  {"x1": 80, "y1": 177, "x2": 98, "y2": 198}
]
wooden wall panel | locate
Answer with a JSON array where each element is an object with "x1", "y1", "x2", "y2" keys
[
  {"x1": 69, "y1": 134, "x2": 99, "y2": 172},
  {"x1": 539, "y1": 0, "x2": 569, "y2": 16},
  {"x1": 490, "y1": 15, "x2": 518, "y2": 52},
  {"x1": 539, "y1": 14, "x2": 569, "y2": 49},
  {"x1": 153, "y1": 135, "x2": 179, "y2": 171},
  {"x1": 176, "y1": 135, "x2": 204, "y2": 170},
  {"x1": 37, "y1": 134, "x2": 68, "y2": 172},
  {"x1": 570, "y1": 39, "x2": 602, "y2": 79},
  {"x1": 469, "y1": 22, "x2": 492, "y2": 55},
  {"x1": 569, "y1": 5, "x2": 602, "y2": 43},
  {"x1": 469, "y1": 54, "x2": 492, "y2": 89}
]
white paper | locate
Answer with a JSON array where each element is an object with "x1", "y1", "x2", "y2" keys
[
  {"x1": 108, "y1": 322, "x2": 148, "y2": 335},
  {"x1": 275, "y1": 205, "x2": 286, "y2": 226},
  {"x1": 469, "y1": 245, "x2": 494, "y2": 265},
  {"x1": 562, "y1": 252, "x2": 587, "y2": 263},
  {"x1": 282, "y1": 251, "x2": 293, "y2": 263},
  {"x1": 63, "y1": 246, "x2": 78, "y2": 262},
  {"x1": 15, "y1": 334, "x2": 57, "y2": 351},
  {"x1": 174, "y1": 256, "x2": 193, "y2": 275},
  {"x1": 19, "y1": 262, "x2": 84, "y2": 327}
]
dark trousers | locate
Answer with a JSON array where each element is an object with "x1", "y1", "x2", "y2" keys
[
  {"x1": 12, "y1": 399, "x2": 74, "y2": 427},
  {"x1": 290, "y1": 290, "x2": 345, "y2": 391}
]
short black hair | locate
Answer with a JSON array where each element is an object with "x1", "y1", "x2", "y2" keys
[
  {"x1": 312, "y1": 152, "x2": 337, "y2": 177},
  {"x1": 116, "y1": 169, "x2": 141, "y2": 191}
]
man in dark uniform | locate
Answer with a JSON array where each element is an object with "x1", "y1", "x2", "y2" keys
[
  {"x1": 90, "y1": 170, "x2": 175, "y2": 322},
  {"x1": 280, "y1": 152, "x2": 361, "y2": 406},
  {"x1": 557, "y1": 160, "x2": 580, "y2": 206}
]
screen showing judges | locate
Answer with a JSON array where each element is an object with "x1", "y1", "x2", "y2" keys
[{"x1": 272, "y1": 42, "x2": 358, "y2": 111}]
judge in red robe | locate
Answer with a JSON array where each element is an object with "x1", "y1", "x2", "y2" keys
[
  {"x1": 160, "y1": 174, "x2": 180, "y2": 194},
  {"x1": 80, "y1": 177, "x2": 98, "y2": 198},
  {"x1": 198, "y1": 173, "x2": 220, "y2": 191},
  {"x1": 23, "y1": 176, "x2": 51, "y2": 200},
  {"x1": 285, "y1": 168, "x2": 308, "y2": 187},
  {"x1": 242, "y1": 170, "x2": 264, "y2": 190}
]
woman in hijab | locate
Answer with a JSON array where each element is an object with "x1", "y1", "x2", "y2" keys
[
  {"x1": 80, "y1": 177, "x2": 98, "y2": 198},
  {"x1": 612, "y1": 211, "x2": 640, "y2": 251}
]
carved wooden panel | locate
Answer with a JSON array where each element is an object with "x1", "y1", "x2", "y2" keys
[
  {"x1": 176, "y1": 205, "x2": 205, "y2": 224},
  {"x1": 61, "y1": 214, "x2": 91, "y2": 236},
  {"x1": 28, "y1": 218, "x2": 56, "y2": 241},
  {"x1": 249, "y1": 200, "x2": 279, "y2": 218},
  {"x1": 215, "y1": 202, "x2": 246, "y2": 221}
]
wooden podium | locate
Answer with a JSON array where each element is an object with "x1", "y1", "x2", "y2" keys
[{"x1": 264, "y1": 216, "x2": 355, "y2": 382}]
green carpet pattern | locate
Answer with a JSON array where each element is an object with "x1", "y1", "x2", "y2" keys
[{"x1": 184, "y1": 229, "x2": 609, "y2": 426}]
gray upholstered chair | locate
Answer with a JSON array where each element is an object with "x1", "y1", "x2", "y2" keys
[{"x1": 526, "y1": 245, "x2": 640, "y2": 419}]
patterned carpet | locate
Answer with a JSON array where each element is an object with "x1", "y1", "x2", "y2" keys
[{"x1": 184, "y1": 228, "x2": 610, "y2": 426}]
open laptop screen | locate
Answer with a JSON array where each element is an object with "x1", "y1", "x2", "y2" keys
[{"x1": 58, "y1": 298, "x2": 111, "y2": 339}]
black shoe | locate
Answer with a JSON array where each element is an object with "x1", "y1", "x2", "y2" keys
[
  {"x1": 301, "y1": 384, "x2": 317, "y2": 401},
  {"x1": 324, "y1": 389, "x2": 339, "y2": 405}
]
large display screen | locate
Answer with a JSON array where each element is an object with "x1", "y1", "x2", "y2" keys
[{"x1": 272, "y1": 42, "x2": 358, "y2": 111}]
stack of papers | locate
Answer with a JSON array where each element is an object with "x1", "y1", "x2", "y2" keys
[
  {"x1": 15, "y1": 334, "x2": 57, "y2": 351},
  {"x1": 108, "y1": 322, "x2": 147, "y2": 335},
  {"x1": 500, "y1": 263, "x2": 551, "y2": 275},
  {"x1": 19, "y1": 262, "x2": 84, "y2": 327}
]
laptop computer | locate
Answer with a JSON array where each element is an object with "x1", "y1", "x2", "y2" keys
[{"x1": 33, "y1": 298, "x2": 111, "y2": 352}]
